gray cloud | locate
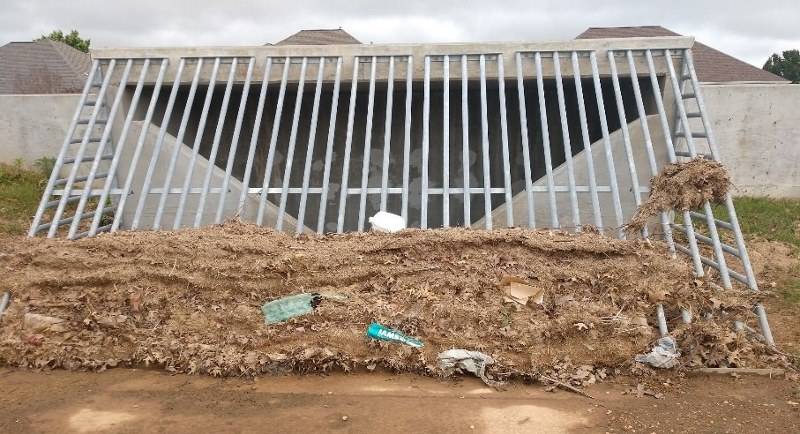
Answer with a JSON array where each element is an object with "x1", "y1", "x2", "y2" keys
[{"x1": 2, "y1": 0, "x2": 798, "y2": 66}]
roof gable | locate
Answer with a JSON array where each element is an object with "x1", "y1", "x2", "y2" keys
[
  {"x1": 275, "y1": 29, "x2": 361, "y2": 46},
  {"x1": 576, "y1": 26, "x2": 787, "y2": 83},
  {"x1": 0, "y1": 39, "x2": 91, "y2": 94}
]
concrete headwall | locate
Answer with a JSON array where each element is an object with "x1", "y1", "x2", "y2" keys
[
  {"x1": 701, "y1": 83, "x2": 800, "y2": 198},
  {"x1": 0, "y1": 94, "x2": 80, "y2": 164}
]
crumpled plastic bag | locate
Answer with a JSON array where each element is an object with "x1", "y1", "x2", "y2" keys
[
  {"x1": 438, "y1": 349, "x2": 505, "y2": 387},
  {"x1": 635, "y1": 336, "x2": 680, "y2": 368}
]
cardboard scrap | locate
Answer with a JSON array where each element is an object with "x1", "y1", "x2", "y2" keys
[{"x1": 499, "y1": 275, "x2": 545, "y2": 306}]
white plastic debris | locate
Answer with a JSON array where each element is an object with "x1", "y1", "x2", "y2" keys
[
  {"x1": 368, "y1": 211, "x2": 406, "y2": 233},
  {"x1": 438, "y1": 349, "x2": 504, "y2": 387},
  {"x1": 635, "y1": 336, "x2": 680, "y2": 368}
]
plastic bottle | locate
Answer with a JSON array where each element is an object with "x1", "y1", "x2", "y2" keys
[
  {"x1": 366, "y1": 322, "x2": 424, "y2": 348},
  {"x1": 262, "y1": 293, "x2": 321, "y2": 324}
]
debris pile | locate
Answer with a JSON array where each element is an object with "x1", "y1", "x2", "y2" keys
[
  {"x1": 0, "y1": 222, "x2": 782, "y2": 381},
  {"x1": 627, "y1": 157, "x2": 731, "y2": 231}
]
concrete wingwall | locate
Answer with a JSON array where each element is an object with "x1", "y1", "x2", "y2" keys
[
  {"x1": 700, "y1": 83, "x2": 800, "y2": 198},
  {"x1": 0, "y1": 94, "x2": 80, "y2": 165}
]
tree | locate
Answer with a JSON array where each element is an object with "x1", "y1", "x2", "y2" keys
[
  {"x1": 763, "y1": 49, "x2": 800, "y2": 83},
  {"x1": 38, "y1": 30, "x2": 90, "y2": 53}
]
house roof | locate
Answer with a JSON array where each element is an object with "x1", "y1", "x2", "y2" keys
[
  {"x1": 0, "y1": 39, "x2": 91, "y2": 94},
  {"x1": 576, "y1": 26, "x2": 787, "y2": 83},
  {"x1": 275, "y1": 29, "x2": 362, "y2": 46}
]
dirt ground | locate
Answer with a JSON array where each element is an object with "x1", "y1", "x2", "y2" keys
[{"x1": 1, "y1": 368, "x2": 798, "y2": 434}]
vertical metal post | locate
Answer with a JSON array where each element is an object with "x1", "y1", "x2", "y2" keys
[
  {"x1": 216, "y1": 57, "x2": 255, "y2": 224},
  {"x1": 571, "y1": 51, "x2": 602, "y2": 229},
  {"x1": 89, "y1": 59, "x2": 150, "y2": 236},
  {"x1": 534, "y1": 52, "x2": 559, "y2": 229},
  {"x1": 154, "y1": 58, "x2": 204, "y2": 229},
  {"x1": 256, "y1": 56, "x2": 290, "y2": 226},
  {"x1": 357, "y1": 56, "x2": 378, "y2": 232},
  {"x1": 380, "y1": 56, "x2": 395, "y2": 212},
  {"x1": 275, "y1": 57, "x2": 308, "y2": 231},
  {"x1": 497, "y1": 54, "x2": 513, "y2": 228},
  {"x1": 48, "y1": 59, "x2": 117, "y2": 238},
  {"x1": 317, "y1": 57, "x2": 343, "y2": 234},
  {"x1": 553, "y1": 51, "x2": 581, "y2": 231},
  {"x1": 194, "y1": 57, "x2": 239, "y2": 228},
  {"x1": 514, "y1": 53, "x2": 535, "y2": 228},
  {"x1": 110, "y1": 59, "x2": 168, "y2": 232},
  {"x1": 29, "y1": 59, "x2": 99, "y2": 236},
  {"x1": 336, "y1": 56, "x2": 360, "y2": 233},
  {"x1": 68, "y1": 59, "x2": 133, "y2": 239},
  {"x1": 297, "y1": 57, "x2": 326, "y2": 233},
  {"x1": 130, "y1": 58, "x2": 187, "y2": 230},
  {"x1": 238, "y1": 57, "x2": 273, "y2": 217},
  {"x1": 401, "y1": 56, "x2": 413, "y2": 221},
  {"x1": 442, "y1": 55, "x2": 451, "y2": 227},
  {"x1": 421, "y1": 55, "x2": 431, "y2": 229},
  {"x1": 171, "y1": 57, "x2": 219, "y2": 230},
  {"x1": 607, "y1": 51, "x2": 645, "y2": 237},
  {"x1": 460, "y1": 55, "x2": 471, "y2": 227},
  {"x1": 590, "y1": 52, "x2": 624, "y2": 238},
  {"x1": 478, "y1": 54, "x2": 492, "y2": 229}
]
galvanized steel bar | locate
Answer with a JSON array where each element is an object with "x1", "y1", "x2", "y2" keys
[
  {"x1": 130, "y1": 58, "x2": 186, "y2": 231},
  {"x1": 755, "y1": 304, "x2": 775, "y2": 347},
  {"x1": 238, "y1": 57, "x2": 273, "y2": 217},
  {"x1": 317, "y1": 57, "x2": 343, "y2": 233},
  {"x1": 478, "y1": 54, "x2": 492, "y2": 230},
  {"x1": 379, "y1": 56, "x2": 395, "y2": 212},
  {"x1": 48, "y1": 59, "x2": 118, "y2": 238},
  {"x1": 275, "y1": 57, "x2": 308, "y2": 231},
  {"x1": 665, "y1": 49, "x2": 731, "y2": 288},
  {"x1": 194, "y1": 57, "x2": 239, "y2": 228},
  {"x1": 656, "y1": 304, "x2": 668, "y2": 337},
  {"x1": 171, "y1": 57, "x2": 219, "y2": 230},
  {"x1": 216, "y1": 57, "x2": 255, "y2": 224},
  {"x1": 442, "y1": 55, "x2": 450, "y2": 227},
  {"x1": 571, "y1": 51, "x2": 602, "y2": 229},
  {"x1": 552, "y1": 51, "x2": 580, "y2": 231},
  {"x1": 29, "y1": 59, "x2": 100, "y2": 237},
  {"x1": 257, "y1": 56, "x2": 290, "y2": 226},
  {"x1": 357, "y1": 56, "x2": 378, "y2": 232},
  {"x1": 607, "y1": 50, "x2": 645, "y2": 237},
  {"x1": 153, "y1": 58, "x2": 205, "y2": 229},
  {"x1": 68, "y1": 59, "x2": 133, "y2": 239},
  {"x1": 625, "y1": 50, "x2": 674, "y2": 249},
  {"x1": 496, "y1": 54, "x2": 513, "y2": 228},
  {"x1": 589, "y1": 52, "x2": 624, "y2": 237},
  {"x1": 460, "y1": 55, "x2": 471, "y2": 227},
  {"x1": 336, "y1": 56, "x2": 360, "y2": 233},
  {"x1": 514, "y1": 52, "x2": 535, "y2": 228},
  {"x1": 421, "y1": 55, "x2": 431, "y2": 229},
  {"x1": 89, "y1": 59, "x2": 151, "y2": 236},
  {"x1": 401, "y1": 56, "x2": 413, "y2": 221},
  {"x1": 297, "y1": 57, "x2": 326, "y2": 232},
  {"x1": 534, "y1": 52, "x2": 559, "y2": 229}
]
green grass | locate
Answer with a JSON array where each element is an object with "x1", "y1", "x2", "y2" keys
[
  {"x1": 713, "y1": 196, "x2": 800, "y2": 248},
  {"x1": 0, "y1": 160, "x2": 48, "y2": 235}
]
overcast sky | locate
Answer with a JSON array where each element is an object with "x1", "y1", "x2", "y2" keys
[{"x1": 2, "y1": 1, "x2": 797, "y2": 67}]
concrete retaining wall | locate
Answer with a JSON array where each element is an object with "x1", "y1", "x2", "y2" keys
[
  {"x1": 701, "y1": 83, "x2": 800, "y2": 198},
  {"x1": 0, "y1": 94, "x2": 80, "y2": 165}
]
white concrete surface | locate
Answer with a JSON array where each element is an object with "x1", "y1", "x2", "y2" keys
[
  {"x1": 0, "y1": 94, "x2": 80, "y2": 164},
  {"x1": 701, "y1": 82, "x2": 800, "y2": 198}
]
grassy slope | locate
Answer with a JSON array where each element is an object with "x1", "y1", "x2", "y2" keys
[{"x1": 0, "y1": 161, "x2": 47, "y2": 235}]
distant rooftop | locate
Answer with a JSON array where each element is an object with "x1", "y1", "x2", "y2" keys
[
  {"x1": 0, "y1": 39, "x2": 91, "y2": 94},
  {"x1": 275, "y1": 28, "x2": 362, "y2": 46},
  {"x1": 576, "y1": 26, "x2": 786, "y2": 83}
]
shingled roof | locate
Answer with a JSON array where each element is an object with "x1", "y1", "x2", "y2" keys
[
  {"x1": 0, "y1": 39, "x2": 91, "y2": 94},
  {"x1": 576, "y1": 26, "x2": 787, "y2": 83},
  {"x1": 275, "y1": 29, "x2": 361, "y2": 46}
]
